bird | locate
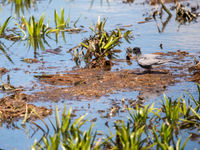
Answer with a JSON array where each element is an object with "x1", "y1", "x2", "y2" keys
[{"x1": 131, "y1": 47, "x2": 170, "y2": 72}]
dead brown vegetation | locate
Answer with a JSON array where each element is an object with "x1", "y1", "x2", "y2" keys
[{"x1": 0, "y1": 92, "x2": 52, "y2": 123}]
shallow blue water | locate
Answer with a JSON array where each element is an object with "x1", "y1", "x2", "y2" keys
[{"x1": 0, "y1": 0, "x2": 200, "y2": 149}]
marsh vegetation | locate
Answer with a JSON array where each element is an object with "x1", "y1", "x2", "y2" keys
[
  {"x1": 0, "y1": 0, "x2": 200, "y2": 149},
  {"x1": 31, "y1": 85, "x2": 200, "y2": 149}
]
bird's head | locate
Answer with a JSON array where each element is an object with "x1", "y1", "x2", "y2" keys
[{"x1": 132, "y1": 47, "x2": 141, "y2": 55}]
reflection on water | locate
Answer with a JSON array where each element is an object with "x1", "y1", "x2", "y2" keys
[
  {"x1": 0, "y1": 42, "x2": 14, "y2": 63},
  {"x1": 27, "y1": 36, "x2": 51, "y2": 58},
  {"x1": 0, "y1": 0, "x2": 49, "y2": 18}
]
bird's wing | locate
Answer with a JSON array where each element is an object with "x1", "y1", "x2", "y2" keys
[
  {"x1": 138, "y1": 57, "x2": 166, "y2": 66},
  {"x1": 142, "y1": 54, "x2": 161, "y2": 59}
]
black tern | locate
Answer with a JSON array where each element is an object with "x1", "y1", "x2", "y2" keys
[{"x1": 132, "y1": 47, "x2": 170, "y2": 71}]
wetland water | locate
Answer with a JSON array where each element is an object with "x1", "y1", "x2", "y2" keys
[{"x1": 0, "y1": 0, "x2": 200, "y2": 149}]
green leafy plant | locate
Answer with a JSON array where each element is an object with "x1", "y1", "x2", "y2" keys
[
  {"x1": 54, "y1": 8, "x2": 68, "y2": 42},
  {"x1": 81, "y1": 17, "x2": 132, "y2": 59},
  {"x1": 113, "y1": 122, "x2": 147, "y2": 150},
  {"x1": 71, "y1": 16, "x2": 133, "y2": 68},
  {"x1": 54, "y1": 8, "x2": 67, "y2": 29},
  {"x1": 54, "y1": 8, "x2": 80, "y2": 43},
  {"x1": 153, "y1": 123, "x2": 174, "y2": 149},
  {"x1": 180, "y1": 86, "x2": 200, "y2": 129},
  {"x1": 21, "y1": 15, "x2": 50, "y2": 37},
  {"x1": 153, "y1": 123, "x2": 190, "y2": 150},
  {"x1": 32, "y1": 106, "x2": 102, "y2": 150},
  {"x1": 162, "y1": 94, "x2": 183, "y2": 127},
  {"x1": 30, "y1": 85, "x2": 200, "y2": 149},
  {"x1": 128, "y1": 104, "x2": 155, "y2": 130},
  {"x1": 186, "y1": 84, "x2": 200, "y2": 112}
]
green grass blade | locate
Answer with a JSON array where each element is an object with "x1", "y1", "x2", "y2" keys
[
  {"x1": 80, "y1": 42, "x2": 89, "y2": 49},
  {"x1": 181, "y1": 135, "x2": 191, "y2": 150}
]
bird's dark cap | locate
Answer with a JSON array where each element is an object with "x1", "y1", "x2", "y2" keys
[{"x1": 133, "y1": 47, "x2": 141, "y2": 54}]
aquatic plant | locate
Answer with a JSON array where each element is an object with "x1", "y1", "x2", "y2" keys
[
  {"x1": 53, "y1": 8, "x2": 81, "y2": 42},
  {"x1": 54, "y1": 8, "x2": 67, "y2": 29},
  {"x1": 54, "y1": 8, "x2": 68, "y2": 43},
  {"x1": 180, "y1": 84, "x2": 200, "y2": 128},
  {"x1": 30, "y1": 85, "x2": 200, "y2": 149},
  {"x1": 20, "y1": 15, "x2": 50, "y2": 38},
  {"x1": 32, "y1": 107, "x2": 102, "y2": 150},
  {"x1": 161, "y1": 95, "x2": 183, "y2": 127},
  {"x1": 128, "y1": 104, "x2": 154, "y2": 130},
  {"x1": 54, "y1": 8, "x2": 80, "y2": 29},
  {"x1": 13, "y1": 15, "x2": 52, "y2": 55},
  {"x1": 71, "y1": 17, "x2": 132, "y2": 68},
  {"x1": 0, "y1": 17, "x2": 16, "y2": 62},
  {"x1": 113, "y1": 123, "x2": 147, "y2": 149},
  {"x1": 153, "y1": 123, "x2": 190, "y2": 150}
]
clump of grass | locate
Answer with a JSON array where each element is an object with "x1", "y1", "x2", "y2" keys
[
  {"x1": 17, "y1": 14, "x2": 51, "y2": 38},
  {"x1": 71, "y1": 16, "x2": 133, "y2": 68},
  {"x1": 128, "y1": 104, "x2": 155, "y2": 130},
  {"x1": 15, "y1": 15, "x2": 53, "y2": 53},
  {"x1": 54, "y1": 8, "x2": 68, "y2": 42},
  {"x1": 113, "y1": 123, "x2": 147, "y2": 149},
  {"x1": 31, "y1": 84, "x2": 200, "y2": 149},
  {"x1": 32, "y1": 106, "x2": 102, "y2": 150},
  {"x1": 161, "y1": 95, "x2": 183, "y2": 127},
  {"x1": 54, "y1": 8, "x2": 80, "y2": 29},
  {"x1": 53, "y1": 8, "x2": 81, "y2": 42},
  {"x1": 54, "y1": 8, "x2": 67, "y2": 29},
  {"x1": 153, "y1": 123, "x2": 190, "y2": 150}
]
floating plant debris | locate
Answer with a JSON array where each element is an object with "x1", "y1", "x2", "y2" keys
[
  {"x1": 0, "y1": 92, "x2": 52, "y2": 123},
  {"x1": 21, "y1": 58, "x2": 39, "y2": 63}
]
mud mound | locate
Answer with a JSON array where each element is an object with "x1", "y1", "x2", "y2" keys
[{"x1": 31, "y1": 69, "x2": 177, "y2": 101}]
